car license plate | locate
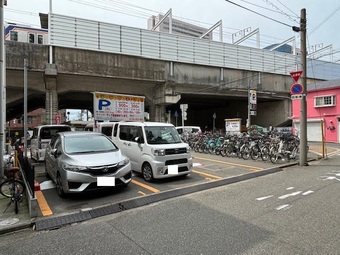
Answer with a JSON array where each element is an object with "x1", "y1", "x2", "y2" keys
[
  {"x1": 97, "y1": 177, "x2": 115, "y2": 186},
  {"x1": 168, "y1": 165, "x2": 178, "y2": 175}
]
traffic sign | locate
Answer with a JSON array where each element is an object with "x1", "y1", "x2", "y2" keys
[
  {"x1": 55, "y1": 113, "x2": 61, "y2": 124},
  {"x1": 291, "y1": 95, "x2": 303, "y2": 100},
  {"x1": 290, "y1": 70, "x2": 303, "y2": 83},
  {"x1": 180, "y1": 104, "x2": 188, "y2": 111},
  {"x1": 290, "y1": 83, "x2": 303, "y2": 94}
]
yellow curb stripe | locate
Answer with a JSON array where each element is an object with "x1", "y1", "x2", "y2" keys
[
  {"x1": 131, "y1": 180, "x2": 160, "y2": 193},
  {"x1": 192, "y1": 170, "x2": 222, "y2": 179},
  {"x1": 194, "y1": 156, "x2": 264, "y2": 171},
  {"x1": 35, "y1": 190, "x2": 53, "y2": 216}
]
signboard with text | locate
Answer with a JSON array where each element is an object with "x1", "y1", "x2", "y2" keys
[
  {"x1": 93, "y1": 92, "x2": 145, "y2": 122},
  {"x1": 225, "y1": 118, "x2": 241, "y2": 133}
]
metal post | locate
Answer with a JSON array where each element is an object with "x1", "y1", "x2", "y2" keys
[
  {"x1": 247, "y1": 80, "x2": 251, "y2": 129},
  {"x1": 49, "y1": 0, "x2": 53, "y2": 64},
  {"x1": 24, "y1": 59, "x2": 28, "y2": 158},
  {"x1": 299, "y1": 9, "x2": 308, "y2": 166},
  {"x1": 213, "y1": 113, "x2": 216, "y2": 133},
  {"x1": 0, "y1": 0, "x2": 5, "y2": 179}
]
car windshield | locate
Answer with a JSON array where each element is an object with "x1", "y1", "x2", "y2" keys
[
  {"x1": 64, "y1": 135, "x2": 118, "y2": 154},
  {"x1": 145, "y1": 126, "x2": 182, "y2": 144},
  {"x1": 40, "y1": 126, "x2": 71, "y2": 139}
]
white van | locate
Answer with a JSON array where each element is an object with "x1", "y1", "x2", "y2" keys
[
  {"x1": 30, "y1": 124, "x2": 72, "y2": 162},
  {"x1": 112, "y1": 122, "x2": 193, "y2": 182},
  {"x1": 84, "y1": 122, "x2": 115, "y2": 137},
  {"x1": 176, "y1": 126, "x2": 201, "y2": 135}
]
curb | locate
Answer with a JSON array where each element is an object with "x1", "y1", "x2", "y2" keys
[{"x1": 0, "y1": 220, "x2": 34, "y2": 236}]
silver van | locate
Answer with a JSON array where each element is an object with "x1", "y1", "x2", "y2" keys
[
  {"x1": 112, "y1": 122, "x2": 193, "y2": 182},
  {"x1": 30, "y1": 125, "x2": 72, "y2": 162}
]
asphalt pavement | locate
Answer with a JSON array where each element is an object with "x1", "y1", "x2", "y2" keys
[{"x1": 0, "y1": 142, "x2": 339, "y2": 235}]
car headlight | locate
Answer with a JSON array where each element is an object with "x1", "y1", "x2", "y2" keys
[
  {"x1": 118, "y1": 158, "x2": 130, "y2": 167},
  {"x1": 63, "y1": 163, "x2": 87, "y2": 172},
  {"x1": 186, "y1": 146, "x2": 191, "y2": 153},
  {"x1": 152, "y1": 149, "x2": 165, "y2": 156}
]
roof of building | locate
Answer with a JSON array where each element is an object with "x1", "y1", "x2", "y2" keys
[{"x1": 307, "y1": 78, "x2": 340, "y2": 91}]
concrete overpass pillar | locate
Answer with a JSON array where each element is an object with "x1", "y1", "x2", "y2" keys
[
  {"x1": 44, "y1": 64, "x2": 58, "y2": 124},
  {"x1": 153, "y1": 83, "x2": 181, "y2": 122},
  {"x1": 45, "y1": 89, "x2": 58, "y2": 124},
  {"x1": 154, "y1": 105, "x2": 166, "y2": 122}
]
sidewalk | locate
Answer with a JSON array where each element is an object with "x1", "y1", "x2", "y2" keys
[
  {"x1": 0, "y1": 192, "x2": 34, "y2": 235},
  {"x1": 0, "y1": 142, "x2": 339, "y2": 235}
]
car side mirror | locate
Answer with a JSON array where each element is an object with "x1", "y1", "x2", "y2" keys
[{"x1": 52, "y1": 149, "x2": 61, "y2": 158}]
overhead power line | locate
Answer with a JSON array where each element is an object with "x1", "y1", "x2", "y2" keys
[{"x1": 225, "y1": 0, "x2": 293, "y2": 28}]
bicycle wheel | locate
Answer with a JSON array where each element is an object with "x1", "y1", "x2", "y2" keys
[
  {"x1": 250, "y1": 146, "x2": 260, "y2": 160},
  {"x1": 0, "y1": 180, "x2": 25, "y2": 198}
]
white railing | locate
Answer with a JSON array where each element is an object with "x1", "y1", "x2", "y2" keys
[{"x1": 49, "y1": 13, "x2": 340, "y2": 80}]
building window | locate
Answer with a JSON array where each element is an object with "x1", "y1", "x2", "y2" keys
[
  {"x1": 38, "y1": 34, "x2": 44, "y2": 44},
  {"x1": 29, "y1": 33, "x2": 35, "y2": 43},
  {"x1": 10, "y1": 31, "x2": 18, "y2": 41},
  {"x1": 314, "y1": 95, "x2": 336, "y2": 107}
]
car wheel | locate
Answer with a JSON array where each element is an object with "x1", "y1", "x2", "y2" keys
[
  {"x1": 56, "y1": 172, "x2": 68, "y2": 198},
  {"x1": 142, "y1": 163, "x2": 154, "y2": 182}
]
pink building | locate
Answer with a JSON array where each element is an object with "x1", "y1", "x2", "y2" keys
[{"x1": 292, "y1": 79, "x2": 340, "y2": 143}]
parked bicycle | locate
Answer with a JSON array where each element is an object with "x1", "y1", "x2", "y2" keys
[{"x1": 0, "y1": 156, "x2": 26, "y2": 214}]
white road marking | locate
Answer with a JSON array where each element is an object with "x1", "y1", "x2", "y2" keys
[
  {"x1": 276, "y1": 204, "x2": 291, "y2": 210},
  {"x1": 256, "y1": 195, "x2": 273, "y2": 201},
  {"x1": 278, "y1": 191, "x2": 302, "y2": 199},
  {"x1": 302, "y1": 190, "x2": 314, "y2": 195},
  {"x1": 193, "y1": 163, "x2": 202, "y2": 167},
  {"x1": 326, "y1": 176, "x2": 340, "y2": 181},
  {"x1": 286, "y1": 187, "x2": 294, "y2": 190},
  {"x1": 40, "y1": 180, "x2": 56, "y2": 190}
]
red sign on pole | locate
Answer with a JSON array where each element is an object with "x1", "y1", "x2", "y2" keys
[
  {"x1": 55, "y1": 113, "x2": 61, "y2": 125},
  {"x1": 290, "y1": 70, "x2": 303, "y2": 83}
]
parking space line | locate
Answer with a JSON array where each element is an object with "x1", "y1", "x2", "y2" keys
[
  {"x1": 194, "y1": 156, "x2": 264, "y2": 171},
  {"x1": 192, "y1": 170, "x2": 222, "y2": 179},
  {"x1": 131, "y1": 180, "x2": 160, "y2": 193},
  {"x1": 35, "y1": 190, "x2": 53, "y2": 216}
]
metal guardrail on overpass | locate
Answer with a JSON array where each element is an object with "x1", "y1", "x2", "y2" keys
[
  {"x1": 49, "y1": 13, "x2": 340, "y2": 80},
  {"x1": 49, "y1": 13, "x2": 297, "y2": 76}
]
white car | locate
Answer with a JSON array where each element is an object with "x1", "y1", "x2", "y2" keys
[{"x1": 30, "y1": 125, "x2": 72, "y2": 162}]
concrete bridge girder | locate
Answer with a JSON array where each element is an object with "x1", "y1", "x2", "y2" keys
[{"x1": 5, "y1": 42, "x2": 317, "y2": 127}]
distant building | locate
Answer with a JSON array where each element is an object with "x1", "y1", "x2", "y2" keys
[
  {"x1": 6, "y1": 108, "x2": 67, "y2": 140},
  {"x1": 148, "y1": 14, "x2": 212, "y2": 40}
]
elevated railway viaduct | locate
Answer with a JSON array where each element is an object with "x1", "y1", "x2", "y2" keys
[
  {"x1": 5, "y1": 41, "x2": 321, "y2": 130},
  {"x1": 6, "y1": 13, "x2": 335, "y2": 130}
]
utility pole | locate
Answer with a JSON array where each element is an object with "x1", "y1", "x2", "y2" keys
[
  {"x1": 292, "y1": 9, "x2": 307, "y2": 166},
  {"x1": 299, "y1": 9, "x2": 308, "y2": 166},
  {"x1": 0, "y1": 0, "x2": 5, "y2": 179}
]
